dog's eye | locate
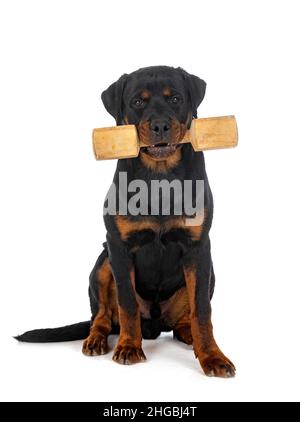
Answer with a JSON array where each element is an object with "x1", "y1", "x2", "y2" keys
[
  {"x1": 132, "y1": 98, "x2": 145, "y2": 108},
  {"x1": 169, "y1": 96, "x2": 180, "y2": 104}
]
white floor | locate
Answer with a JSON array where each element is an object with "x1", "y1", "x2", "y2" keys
[{"x1": 1, "y1": 328, "x2": 299, "y2": 402}]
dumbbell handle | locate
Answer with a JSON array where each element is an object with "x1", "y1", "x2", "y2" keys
[
  {"x1": 139, "y1": 115, "x2": 238, "y2": 151},
  {"x1": 93, "y1": 115, "x2": 238, "y2": 160}
]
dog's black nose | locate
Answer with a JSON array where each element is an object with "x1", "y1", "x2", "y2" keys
[{"x1": 150, "y1": 119, "x2": 170, "y2": 137}]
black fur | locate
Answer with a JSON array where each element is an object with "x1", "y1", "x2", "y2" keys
[
  {"x1": 16, "y1": 66, "x2": 214, "y2": 343},
  {"x1": 15, "y1": 321, "x2": 91, "y2": 343}
]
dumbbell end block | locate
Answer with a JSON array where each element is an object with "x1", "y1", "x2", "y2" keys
[
  {"x1": 188, "y1": 116, "x2": 238, "y2": 151},
  {"x1": 93, "y1": 125, "x2": 139, "y2": 160}
]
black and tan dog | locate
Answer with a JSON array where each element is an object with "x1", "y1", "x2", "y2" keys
[{"x1": 16, "y1": 66, "x2": 235, "y2": 377}]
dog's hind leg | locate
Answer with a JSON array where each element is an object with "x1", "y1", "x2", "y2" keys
[
  {"x1": 161, "y1": 286, "x2": 193, "y2": 345},
  {"x1": 83, "y1": 255, "x2": 118, "y2": 356},
  {"x1": 173, "y1": 315, "x2": 193, "y2": 345}
]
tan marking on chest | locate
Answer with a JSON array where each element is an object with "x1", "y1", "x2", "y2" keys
[
  {"x1": 115, "y1": 208, "x2": 206, "y2": 242},
  {"x1": 164, "y1": 214, "x2": 205, "y2": 241},
  {"x1": 115, "y1": 215, "x2": 160, "y2": 241}
]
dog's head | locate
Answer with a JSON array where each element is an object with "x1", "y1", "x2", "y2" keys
[{"x1": 101, "y1": 66, "x2": 206, "y2": 162}]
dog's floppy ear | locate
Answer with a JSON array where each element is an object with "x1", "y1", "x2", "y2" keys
[
  {"x1": 101, "y1": 73, "x2": 128, "y2": 125},
  {"x1": 177, "y1": 68, "x2": 206, "y2": 119}
]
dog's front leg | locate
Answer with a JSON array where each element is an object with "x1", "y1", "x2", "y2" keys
[
  {"x1": 107, "y1": 234, "x2": 146, "y2": 365},
  {"x1": 183, "y1": 236, "x2": 235, "y2": 377}
]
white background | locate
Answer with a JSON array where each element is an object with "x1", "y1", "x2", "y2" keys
[{"x1": 0, "y1": 0, "x2": 300, "y2": 402}]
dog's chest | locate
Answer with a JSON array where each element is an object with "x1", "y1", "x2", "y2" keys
[
  {"x1": 113, "y1": 215, "x2": 203, "y2": 302},
  {"x1": 115, "y1": 215, "x2": 203, "y2": 249},
  {"x1": 120, "y1": 217, "x2": 201, "y2": 303}
]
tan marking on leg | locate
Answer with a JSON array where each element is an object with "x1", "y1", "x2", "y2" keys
[
  {"x1": 82, "y1": 258, "x2": 116, "y2": 356},
  {"x1": 112, "y1": 267, "x2": 146, "y2": 365},
  {"x1": 184, "y1": 268, "x2": 235, "y2": 377}
]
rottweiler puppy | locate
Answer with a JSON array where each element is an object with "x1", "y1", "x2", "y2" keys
[{"x1": 16, "y1": 66, "x2": 235, "y2": 377}]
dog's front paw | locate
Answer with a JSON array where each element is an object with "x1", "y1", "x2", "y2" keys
[
  {"x1": 112, "y1": 343, "x2": 146, "y2": 365},
  {"x1": 82, "y1": 333, "x2": 109, "y2": 356},
  {"x1": 200, "y1": 353, "x2": 236, "y2": 378}
]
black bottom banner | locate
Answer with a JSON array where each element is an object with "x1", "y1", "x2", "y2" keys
[{"x1": 0, "y1": 402, "x2": 297, "y2": 417}]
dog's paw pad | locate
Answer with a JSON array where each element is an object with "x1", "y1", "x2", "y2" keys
[
  {"x1": 201, "y1": 354, "x2": 235, "y2": 378},
  {"x1": 112, "y1": 344, "x2": 146, "y2": 365},
  {"x1": 82, "y1": 334, "x2": 108, "y2": 356}
]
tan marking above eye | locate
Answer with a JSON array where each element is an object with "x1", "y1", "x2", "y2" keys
[
  {"x1": 163, "y1": 87, "x2": 172, "y2": 97},
  {"x1": 140, "y1": 89, "x2": 150, "y2": 100}
]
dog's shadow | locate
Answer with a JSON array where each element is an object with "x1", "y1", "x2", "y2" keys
[{"x1": 62, "y1": 332, "x2": 198, "y2": 372}]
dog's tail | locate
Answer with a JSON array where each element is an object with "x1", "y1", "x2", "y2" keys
[{"x1": 14, "y1": 321, "x2": 91, "y2": 343}]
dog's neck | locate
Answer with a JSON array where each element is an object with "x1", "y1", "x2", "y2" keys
[{"x1": 114, "y1": 144, "x2": 207, "y2": 184}]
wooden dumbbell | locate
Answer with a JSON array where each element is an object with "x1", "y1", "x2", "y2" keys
[{"x1": 92, "y1": 115, "x2": 238, "y2": 160}]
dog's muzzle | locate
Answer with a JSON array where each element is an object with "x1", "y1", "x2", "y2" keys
[
  {"x1": 138, "y1": 118, "x2": 183, "y2": 159},
  {"x1": 141, "y1": 142, "x2": 181, "y2": 158}
]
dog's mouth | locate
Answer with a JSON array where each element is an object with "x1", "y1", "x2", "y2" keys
[{"x1": 141, "y1": 142, "x2": 181, "y2": 159}]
